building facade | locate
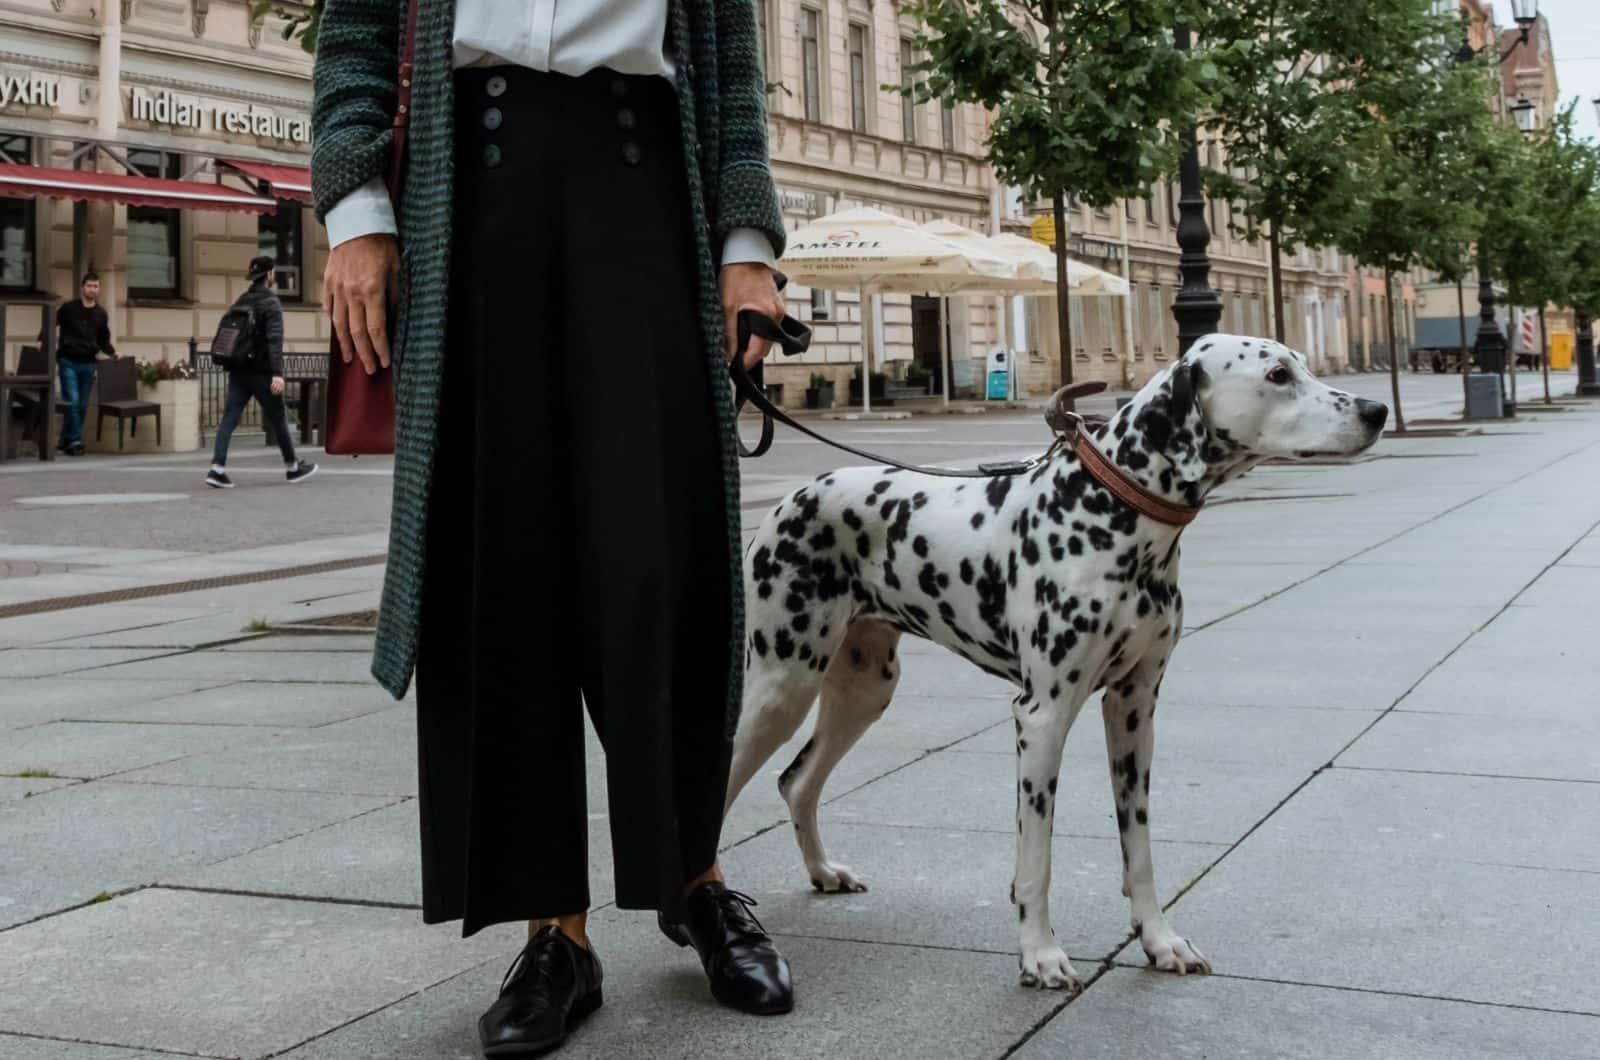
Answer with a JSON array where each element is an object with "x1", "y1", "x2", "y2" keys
[{"x1": 0, "y1": 0, "x2": 326, "y2": 373}]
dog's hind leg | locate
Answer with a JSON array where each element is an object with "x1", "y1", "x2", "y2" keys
[
  {"x1": 1101, "y1": 650, "x2": 1211, "y2": 976},
  {"x1": 726, "y1": 651, "x2": 828, "y2": 814},
  {"x1": 781, "y1": 619, "x2": 902, "y2": 893}
]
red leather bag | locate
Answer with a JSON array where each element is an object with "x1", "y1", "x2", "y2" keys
[{"x1": 323, "y1": 0, "x2": 417, "y2": 457}]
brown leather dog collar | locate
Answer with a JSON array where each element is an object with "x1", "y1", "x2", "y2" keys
[{"x1": 1072, "y1": 432, "x2": 1200, "y2": 529}]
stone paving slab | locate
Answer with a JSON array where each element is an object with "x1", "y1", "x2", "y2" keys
[
  {"x1": 1016, "y1": 968, "x2": 1600, "y2": 1060},
  {"x1": 1338, "y1": 710, "x2": 1600, "y2": 781},
  {"x1": 278, "y1": 907, "x2": 1066, "y2": 1060},
  {"x1": 1213, "y1": 597, "x2": 1499, "y2": 635},
  {"x1": 113, "y1": 707, "x2": 416, "y2": 797},
  {"x1": 68, "y1": 650, "x2": 375, "y2": 684},
  {"x1": 0, "y1": 888, "x2": 523, "y2": 1059},
  {"x1": 823, "y1": 744, "x2": 1309, "y2": 845},
  {"x1": 1145, "y1": 832, "x2": 1598, "y2": 1013},
  {"x1": 1248, "y1": 767, "x2": 1600, "y2": 874},
  {"x1": 952, "y1": 700, "x2": 1377, "y2": 769},
  {"x1": 0, "y1": 720, "x2": 294, "y2": 780},
  {"x1": 1396, "y1": 664, "x2": 1595, "y2": 721},
  {"x1": 720, "y1": 820, "x2": 1221, "y2": 961},
  {"x1": 0, "y1": 1036, "x2": 195, "y2": 1060},
  {"x1": 0, "y1": 781, "x2": 390, "y2": 929},
  {"x1": 214, "y1": 635, "x2": 374, "y2": 653},
  {"x1": 0, "y1": 648, "x2": 178, "y2": 680},
  {"x1": 1266, "y1": 561, "x2": 1535, "y2": 608},
  {"x1": 0, "y1": 775, "x2": 77, "y2": 803},
  {"x1": 76, "y1": 680, "x2": 395, "y2": 730},
  {"x1": 0, "y1": 604, "x2": 221, "y2": 648},
  {"x1": 0, "y1": 677, "x2": 229, "y2": 731},
  {"x1": 1516, "y1": 563, "x2": 1600, "y2": 606}
]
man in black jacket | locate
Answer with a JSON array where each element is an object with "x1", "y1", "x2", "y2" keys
[
  {"x1": 206, "y1": 256, "x2": 317, "y2": 488},
  {"x1": 54, "y1": 271, "x2": 115, "y2": 456}
]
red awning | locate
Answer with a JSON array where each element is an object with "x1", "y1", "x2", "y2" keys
[
  {"x1": 218, "y1": 159, "x2": 313, "y2": 204},
  {"x1": 0, "y1": 163, "x2": 275, "y2": 214}
]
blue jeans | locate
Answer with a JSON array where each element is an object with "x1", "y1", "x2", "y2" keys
[
  {"x1": 57, "y1": 359, "x2": 97, "y2": 450},
  {"x1": 211, "y1": 371, "x2": 296, "y2": 467}
]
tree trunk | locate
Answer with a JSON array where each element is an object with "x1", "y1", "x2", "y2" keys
[
  {"x1": 1540, "y1": 306, "x2": 1551, "y2": 404},
  {"x1": 1455, "y1": 277, "x2": 1468, "y2": 366},
  {"x1": 1052, "y1": 189, "x2": 1074, "y2": 395},
  {"x1": 1269, "y1": 224, "x2": 1286, "y2": 344},
  {"x1": 1385, "y1": 268, "x2": 1405, "y2": 433}
]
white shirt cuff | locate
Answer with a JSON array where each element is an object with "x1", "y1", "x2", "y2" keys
[
  {"x1": 721, "y1": 227, "x2": 777, "y2": 269},
  {"x1": 324, "y1": 178, "x2": 398, "y2": 248}
]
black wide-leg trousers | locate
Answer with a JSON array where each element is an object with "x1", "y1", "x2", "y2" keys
[{"x1": 415, "y1": 67, "x2": 733, "y2": 936}]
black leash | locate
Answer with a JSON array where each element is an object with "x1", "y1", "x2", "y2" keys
[{"x1": 729, "y1": 307, "x2": 1070, "y2": 478}]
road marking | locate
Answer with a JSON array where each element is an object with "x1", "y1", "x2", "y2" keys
[{"x1": 15, "y1": 493, "x2": 189, "y2": 507}]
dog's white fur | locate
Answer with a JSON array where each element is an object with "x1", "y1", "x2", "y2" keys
[{"x1": 726, "y1": 334, "x2": 1387, "y2": 989}]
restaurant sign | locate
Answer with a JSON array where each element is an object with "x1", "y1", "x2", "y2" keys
[
  {"x1": 128, "y1": 87, "x2": 310, "y2": 144},
  {"x1": 0, "y1": 71, "x2": 61, "y2": 110}
]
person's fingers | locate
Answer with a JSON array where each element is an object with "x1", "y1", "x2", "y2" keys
[
  {"x1": 363, "y1": 283, "x2": 391, "y2": 369},
  {"x1": 345, "y1": 296, "x2": 378, "y2": 375},
  {"x1": 330, "y1": 286, "x2": 356, "y2": 365},
  {"x1": 723, "y1": 304, "x2": 740, "y2": 361},
  {"x1": 743, "y1": 335, "x2": 773, "y2": 370}
]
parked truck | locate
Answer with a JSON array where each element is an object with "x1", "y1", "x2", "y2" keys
[{"x1": 1411, "y1": 281, "x2": 1540, "y2": 373}]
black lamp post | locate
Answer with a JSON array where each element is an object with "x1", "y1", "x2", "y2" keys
[
  {"x1": 1457, "y1": 1, "x2": 1539, "y2": 417},
  {"x1": 1171, "y1": 22, "x2": 1223, "y2": 356}
]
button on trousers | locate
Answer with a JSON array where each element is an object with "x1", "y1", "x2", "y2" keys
[{"x1": 415, "y1": 67, "x2": 733, "y2": 935}]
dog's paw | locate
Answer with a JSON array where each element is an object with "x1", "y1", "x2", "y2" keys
[
  {"x1": 1139, "y1": 923, "x2": 1211, "y2": 976},
  {"x1": 808, "y1": 862, "x2": 868, "y2": 894},
  {"x1": 1018, "y1": 945, "x2": 1084, "y2": 992}
]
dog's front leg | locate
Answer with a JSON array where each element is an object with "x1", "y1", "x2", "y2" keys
[
  {"x1": 1012, "y1": 679, "x2": 1088, "y2": 991},
  {"x1": 1101, "y1": 652, "x2": 1211, "y2": 975}
]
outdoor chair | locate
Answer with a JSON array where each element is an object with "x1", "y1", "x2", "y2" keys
[
  {"x1": 95, "y1": 356, "x2": 161, "y2": 449},
  {"x1": 5, "y1": 345, "x2": 58, "y2": 457}
]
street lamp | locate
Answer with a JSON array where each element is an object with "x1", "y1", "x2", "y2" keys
[
  {"x1": 1579, "y1": 94, "x2": 1600, "y2": 397},
  {"x1": 1170, "y1": 22, "x2": 1222, "y2": 356},
  {"x1": 1509, "y1": 97, "x2": 1536, "y2": 134}
]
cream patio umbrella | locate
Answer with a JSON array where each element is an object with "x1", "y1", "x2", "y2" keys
[
  {"x1": 989, "y1": 232, "x2": 1130, "y2": 296},
  {"x1": 779, "y1": 207, "x2": 1019, "y2": 412}
]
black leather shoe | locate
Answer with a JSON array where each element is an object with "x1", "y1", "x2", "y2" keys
[
  {"x1": 478, "y1": 926, "x2": 603, "y2": 1056},
  {"x1": 665, "y1": 882, "x2": 794, "y2": 1015}
]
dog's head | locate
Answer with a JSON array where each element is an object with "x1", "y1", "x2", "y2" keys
[{"x1": 1104, "y1": 334, "x2": 1388, "y2": 500}]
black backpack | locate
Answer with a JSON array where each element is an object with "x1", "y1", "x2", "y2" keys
[{"x1": 210, "y1": 302, "x2": 258, "y2": 369}]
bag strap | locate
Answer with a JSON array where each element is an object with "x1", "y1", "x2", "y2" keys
[
  {"x1": 729, "y1": 308, "x2": 1102, "y2": 478},
  {"x1": 387, "y1": 0, "x2": 421, "y2": 202}
]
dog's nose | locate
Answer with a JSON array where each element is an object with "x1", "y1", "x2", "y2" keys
[{"x1": 1356, "y1": 399, "x2": 1388, "y2": 431}]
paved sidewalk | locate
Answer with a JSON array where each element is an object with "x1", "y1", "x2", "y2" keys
[{"x1": 2, "y1": 386, "x2": 1598, "y2": 1057}]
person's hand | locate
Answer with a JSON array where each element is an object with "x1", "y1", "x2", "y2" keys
[
  {"x1": 720, "y1": 263, "x2": 785, "y2": 370},
  {"x1": 322, "y1": 233, "x2": 401, "y2": 375},
  {"x1": 270, "y1": 376, "x2": 286, "y2": 396}
]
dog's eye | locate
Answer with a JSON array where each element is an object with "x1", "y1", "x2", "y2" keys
[{"x1": 1266, "y1": 364, "x2": 1293, "y2": 385}]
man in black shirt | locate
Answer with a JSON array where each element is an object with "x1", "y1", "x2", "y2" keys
[{"x1": 55, "y1": 271, "x2": 115, "y2": 456}]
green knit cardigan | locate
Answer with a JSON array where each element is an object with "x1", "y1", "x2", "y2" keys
[{"x1": 310, "y1": 0, "x2": 786, "y2": 726}]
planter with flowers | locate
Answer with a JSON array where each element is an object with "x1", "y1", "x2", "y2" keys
[{"x1": 83, "y1": 358, "x2": 201, "y2": 454}]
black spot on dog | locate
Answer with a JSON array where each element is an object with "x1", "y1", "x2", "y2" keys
[{"x1": 751, "y1": 630, "x2": 768, "y2": 657}]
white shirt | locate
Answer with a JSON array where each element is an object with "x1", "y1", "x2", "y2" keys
[{"x1": 324, "y1": 0, "x2": 775, "y2": 268}]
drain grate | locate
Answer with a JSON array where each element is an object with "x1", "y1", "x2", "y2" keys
[
  {"x1": 0, "y1": 554, "x2": 386, "y2": 619},
  {"x1": 271, "y1": 609, "x2": 379, "y2": 635}
]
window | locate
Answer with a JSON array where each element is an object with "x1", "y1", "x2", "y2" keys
[
  {"x1": 899, "y1": 38, "x2": 917, "y2": 143},
  {"x1": 848, "y1": 23, "x2": 869, "y2": 132},
  {"x1": 127, "y1": 148, "x2": 182, "y2": 299},
  {"x1": 1144, "y1": 188, "x2": 1157, "y2": 224},
  {"x1": 257, "y1": 201, "x2": 304, "y2": 302},
  {"x1": 1166, "y1": 180, "x2": 1177, "y2": 226},
  {"x1": 941, "y1": 102, "x2": 956, "y2": 151},
  {"x1": 0, "y1": 134, "x2": 34, "y2": 290},
  {"x1": 801, "y1": 7, "x2": 823, "y2": 122},
  {"x1": 1125, "y1": 198, "x2": 1136, "y2": 222},
  {"x1": 811, "y1": 287, "x2": 832, "y2": 320}
]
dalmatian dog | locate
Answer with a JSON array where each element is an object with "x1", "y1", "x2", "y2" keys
[{"x1": 726, "y1": 334, "x2": 1388, "y2": 991}]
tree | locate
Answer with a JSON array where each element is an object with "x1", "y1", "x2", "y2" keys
[
  {"x1": 1479, "y1": 106, "x2": 1600, "y2": 403},
  {"x1": 901, "y1": 0, "x2": 1211, "y2": 390},
  {"x1": 1329, "y1": 1, "x2": 1497, "y2": 431}
]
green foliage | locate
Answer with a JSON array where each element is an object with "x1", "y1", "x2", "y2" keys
[
  {"x1": 252, "y1": 1, "x2": 322, "y2": 54},
  {"x1": 1482, "y1": 106, "x2": 1600, "y2": 313},
  {"x1": 901, "y1": 0, "x2": 1211, "y2": 210},
  {"x1": 1330, "y1": 1, "x2": 1494, "y2": 279}
]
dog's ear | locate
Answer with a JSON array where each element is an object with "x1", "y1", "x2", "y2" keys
[{"x1": 1136, "y1": 358, "x2": 1209, "y2": 483}]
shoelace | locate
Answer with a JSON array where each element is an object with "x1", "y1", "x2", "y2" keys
[
  {"x1": 711, "y1": 888, "x2": 772, "y2": 941},
  {"x1": 499, "y1": 928, "x2": 572, "y2": 994}
]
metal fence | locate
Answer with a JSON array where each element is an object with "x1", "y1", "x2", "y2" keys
[{"x1": 187, "y1": 338, "x2": 328, "y2": 444}]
